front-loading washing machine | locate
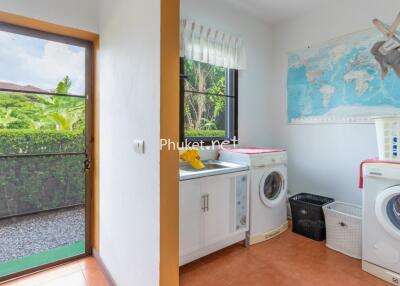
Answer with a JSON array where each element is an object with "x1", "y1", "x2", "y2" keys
[
  {"x1": 219, "y1": 148, "x2": 288, "y2": 245},
  {"x1": 362, "y1": 162, "x2": 400, "y2": 285}
]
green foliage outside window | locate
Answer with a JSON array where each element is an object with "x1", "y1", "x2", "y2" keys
[
  {"x1": 0, "y1": 130, "x2": 84, "y2": 154},
  {"x1": 0, "y1": 77, "x2": 85, "y2": 131},
  {"x1": 185, "y1": 129, "x2": 225, "y2": 138},
  {"x1": 0, "y1": 77, "x2": 86, "y2": 218},
  {"x1": 0, "y1": 148, "x2": 85, "y2": 218},
  {"x1": 183, "y1": 59, "x2": 227, "y2": 138}
]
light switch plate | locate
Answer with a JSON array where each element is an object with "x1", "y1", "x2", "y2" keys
[{"x1": 133, "y1": 140, "x2": 145, "y2": 154}]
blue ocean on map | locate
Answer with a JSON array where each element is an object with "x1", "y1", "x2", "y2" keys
[{"x1": 287, "y1": 29, "x2": 400, "y2": 123}]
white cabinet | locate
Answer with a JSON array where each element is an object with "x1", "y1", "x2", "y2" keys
[
  {"x1": 179, "y1": 171, "x2": 249, "y2": 265},
  {"x1": 203, "y1": 176, "x2": 232, "y2": 246},
  {"x1": 179, "y1": 180, "x2": 203, "y2": 256}
]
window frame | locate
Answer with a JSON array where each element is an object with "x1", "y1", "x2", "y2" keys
[{"x1": 179, "y1": 57, "x2": 239, "y2": 146}]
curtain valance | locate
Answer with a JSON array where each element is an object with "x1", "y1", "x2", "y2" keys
[{"x1": 180, "y1": 19, "x2": 246, "y2": 70}]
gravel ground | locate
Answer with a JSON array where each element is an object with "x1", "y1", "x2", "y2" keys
[{"x1": 0, "y1": 206, "x2": 84, "y2": 263}]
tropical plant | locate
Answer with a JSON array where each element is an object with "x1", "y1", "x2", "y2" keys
[
  {"x1": 39, "y1": 94, "x2": 85, "y2": 131},
  {"x1": 0, "y1": 109, "x2": 17, "y2": 128},
  {"x1": 55, "y1": 76, "x2": 72, "y2": 94},
  {"x1": 0, "y1": 76, "x2": 85, "y2": 131},
  {"x1": 183, "y1": 59, "x2": 226, "y2": 136}
]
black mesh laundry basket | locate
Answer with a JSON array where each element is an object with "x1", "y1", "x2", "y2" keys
[{"x1": 289, "y1": 193, "x2": 334, "y2": 241}]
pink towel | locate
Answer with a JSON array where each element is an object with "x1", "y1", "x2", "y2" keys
[
  {"x1": 219, "y1": 147, "x2": 286, "y2": 154},
  {"x1": 359, "y1": 159, "x2": 400, "y2": 189}
]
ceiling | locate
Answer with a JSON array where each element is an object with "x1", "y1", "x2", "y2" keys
[{"x1": 221, "y1": 0, "x2": 328, "y2": 24}]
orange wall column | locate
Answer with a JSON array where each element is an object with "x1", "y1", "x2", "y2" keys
[{"x1": 160, "y1": 0, "x2": 180, "y2": 285}]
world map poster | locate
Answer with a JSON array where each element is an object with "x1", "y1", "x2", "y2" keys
[{"x1": 287, "y1": 29, "x2": 400, "y2": 124}]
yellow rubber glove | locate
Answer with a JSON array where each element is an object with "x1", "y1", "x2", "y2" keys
[{"x1": 180, "y1": 149, "x2": 205, "y2": 169}]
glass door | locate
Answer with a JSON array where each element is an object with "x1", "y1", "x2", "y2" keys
[
  {"x1": 0, "y1": 23, "x2": 92, "y2": 281},
  {"x1": 375, "y1": 186, "x2": 400, "y2": 240},
  {"x1": 387, "y1": 195, "x2": 400, "y2": 231},
  {"x1": 259, "y1": 170, "x2": 286, "y2": 208}
]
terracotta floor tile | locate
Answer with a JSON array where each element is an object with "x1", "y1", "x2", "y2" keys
[
  {"x1": 180, "y1": 265, "x2": 229, "y2": 286},
  {"x1": 83, "y1": 269, "x2": 109, "y2": 286},
  {"x1": 15, "y1": 264, "x2": 82, "y2": 286},
  {"x1": 0, "y1": 280, "x2": 20, "y2": 286},
  {"x1": 79, "y1": 257, "x2": 102, "y2": 271},
  {"x1": 180, "y1": 229, "x2": 391, "y2": 286},
  {"x1": 39, "y1": 272, "x2": 86, "y2": 286},
  {"x1": 203, "y1": 253, "x2": 265, "y2": 284},
  {"x1": 1, "y1": 257, "x2": 110, "y2": 286}
]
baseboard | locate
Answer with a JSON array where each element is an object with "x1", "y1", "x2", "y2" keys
[
  {"x1": 179, "y1": 232, "x2": 246, "y2": 266},
  {"x1": 247, "y1": 221, "x2": 289, "y2": 245},
  {"x1": 92, "y1": 249, "x2": 117, "y2": 286},
  {"x1": 362, "y1": 260, "x2": 400, "y2": 285}
]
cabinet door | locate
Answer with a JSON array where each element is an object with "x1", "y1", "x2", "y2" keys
[
  {"x1": 203, "y1": 175, "x2": 234, "y2": 246},
  {"x1": 179, "y1": 180, "x2": 203, "y2": 258}
]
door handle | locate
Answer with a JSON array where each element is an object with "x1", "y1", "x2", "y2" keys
[{"x1": 84, "y1": 153, "x2": 91, "y2": 174}]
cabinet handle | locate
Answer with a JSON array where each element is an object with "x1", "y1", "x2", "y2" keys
[
  {"x1": 201, "y1": 195, "x2": 206, "y2": 212},
  {"x1": 205, "y1": 194, "x2": 209, "y2": 212}
]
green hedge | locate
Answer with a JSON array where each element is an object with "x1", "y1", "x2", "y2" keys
[
  {"x1": 0, "y1": 130, "x2": 84, "y2": 154},
  {"x1": 0, "y1": 130, "x2": 85, "y2": 218},
  {"x1": 185, "y1": 129, "x2": 225, "y2": 138}
]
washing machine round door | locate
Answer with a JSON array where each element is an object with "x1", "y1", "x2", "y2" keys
[
  {"x1": 259, "y1": 169, "x2": 286, "y2": 208},
  {"x1": 375, "y1": 186, "x2": 400, "y2": 240}
]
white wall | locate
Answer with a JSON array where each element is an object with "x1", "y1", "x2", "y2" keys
[
  {"x1": 0, "y1": 0, "x2": 98, "y2": 33},
  {"x1": 181, "y1": 0, "x2": 274, "y2": 148},
  {"x1": 98, "y1": 0, "x2": 160, "y2": 285},
  {"x1": 271, "y1": 0, "x2": 400, "y2": 204}
]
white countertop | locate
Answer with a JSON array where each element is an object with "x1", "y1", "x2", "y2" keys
[{"x1": 179, "y1": 160, "x2": 249, "y2": 181}]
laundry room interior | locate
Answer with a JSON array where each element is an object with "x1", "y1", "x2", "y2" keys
[
  {"x1": 178, "y1": 0, "x2": 400, "y2": 285},
  {"x1": 0, "y1": 0, "x2": 400, "y2": 285}
]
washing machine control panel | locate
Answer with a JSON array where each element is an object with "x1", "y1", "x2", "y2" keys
[
  {"x1": 364, "y1": 164, "x2": 400, "y2": 181},
  {"x1": 250, "y1": 153, "x2": 287, "y2": 167}
]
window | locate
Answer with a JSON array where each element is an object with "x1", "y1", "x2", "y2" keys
[{"x1": 180, "y1": 58, "x2": 238, "y2": 144}]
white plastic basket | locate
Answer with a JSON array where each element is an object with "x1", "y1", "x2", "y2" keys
[
  {"x1": 322, "y1": 202, "x2": 362, "y2": 259},
  {"x1": 375, "y1": 117, "x2": 400, "y2": 162}
]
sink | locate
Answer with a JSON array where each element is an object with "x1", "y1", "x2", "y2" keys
[
  {"x1": 180, "y1": 162, "x2": 228, "y2": 172},
  {"x1": 179, "y1": 160, "x2": 249, "y2": 180}
]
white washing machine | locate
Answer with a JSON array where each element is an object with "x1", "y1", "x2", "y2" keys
[
  {"x1": 219, "y1": 148, "x2": 288, "y2": 245},
  {"x1": 362, "y1": 162, "x2": 400, "y2": 285}
]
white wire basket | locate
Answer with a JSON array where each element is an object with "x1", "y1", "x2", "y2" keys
[
  {"x1": 322, "y1": 202, "x2": 362, "y2": 259},
  {"x1": 375, "y1": 117, "x2": 400, "y2": 162}
]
